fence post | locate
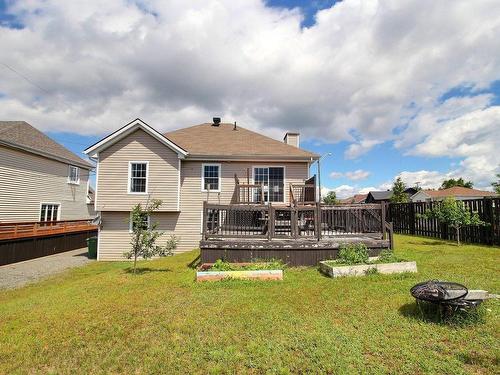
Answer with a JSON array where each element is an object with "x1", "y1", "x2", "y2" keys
[
  {"x1": 484, "y1": 198, "x2": 494, "y2": 245},
  {"x1": 410, "y1": 203, "x2": 416, "y2": 235},
  {"x1": 202, "y1": 201, "x2": 207, "y2": 240},
  {"x1": 381, "y1": 202, "x2": 386, "y2": 240}
]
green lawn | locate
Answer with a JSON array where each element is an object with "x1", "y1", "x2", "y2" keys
[{"x1": 0, "y1": 235, "x2": 499, "y2": 374}]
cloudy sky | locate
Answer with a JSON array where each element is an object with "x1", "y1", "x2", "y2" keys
[{"x1": 1, "y1": 0, "x2": 499, "y2": 197}]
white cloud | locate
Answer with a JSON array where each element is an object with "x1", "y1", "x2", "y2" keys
[
  {"x1": 0, "y1": 0, "x2": 499, "y2": 185},
  {"x1": 329, "y1": 171, "x2": 344, "y2": 179},
  {"x1": 329, "y1": 169, "x2": 370, "y2": 180},
  {"x1": 345, "y1": 169, "x2": 371, "y2": 181}
]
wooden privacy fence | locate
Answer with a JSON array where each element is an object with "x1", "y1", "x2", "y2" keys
[
  {"x1": 202, "y1": 202, "x2": 393, "y2": 243},
  {"x1": 387, "y1": 198, "x2": 500, "y2": 245}
]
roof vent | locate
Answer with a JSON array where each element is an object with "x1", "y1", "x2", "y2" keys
[{"x1": 212, "y1": 117, "x2": 221, "y2": 126}]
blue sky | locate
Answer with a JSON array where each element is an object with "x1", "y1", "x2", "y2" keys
[{"x1": 1, "y1": 1, "x2": 499, "y2": 196}]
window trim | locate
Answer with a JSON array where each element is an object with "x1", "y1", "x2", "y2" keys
[
  {"x1": 252, "y1": 165, "x2": 286, "y2": 204},
  {"x1": 127, "y1": 161, "x2": 149, "y2": 194},
  {"x1": 201, "y1": 163, "x2": 221, "y2": 193},
  {"x1": 129, "y1": 212, "x2": 151, "y2": 233},
  {"x1": 39, "y1": 202, "x2": 61, "y2": 222},
  {"x1": 67, "y1": 165, "x2": 80, "y2": 185}
]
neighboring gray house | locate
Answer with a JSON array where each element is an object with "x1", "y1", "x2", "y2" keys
[
  {"x1": 0, "y1": 121, "x2": 95, "y2": 222},
  {"x1": 410, "y1": 187, "x2": 497, "y2": 202}
]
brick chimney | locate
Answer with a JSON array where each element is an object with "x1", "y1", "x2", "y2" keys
[{"x1": 283, "y1": 132, "x2": 300, "y2": 147}]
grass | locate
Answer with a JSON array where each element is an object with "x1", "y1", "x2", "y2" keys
[{"x1": 0, "y1": 235, "x2": 499, "y2": 374}]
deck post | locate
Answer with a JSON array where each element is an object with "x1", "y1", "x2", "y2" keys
[
  {"x1": 381, "y1": 202, "x2": 386, "y2": 240},
  {"x1": 268, "y1": 203, "x2": 274, "y2": 240},
  {"x1": 202, "y1": 200, "x2": 207, "y2": 240},
  {"x1": 316, "y1": 202, "x2": 321, "y2": 241}
]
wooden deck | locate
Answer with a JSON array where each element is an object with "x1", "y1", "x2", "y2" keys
[
  {"x1": 0, "y1": 219, "x2": 98, "y2": 266},
  {"x1": 200, "y1": 202, "x2": 393, "y2": 266},
  {"x1": 0, "y1": 220, "x2": 97, "y2": 241}
]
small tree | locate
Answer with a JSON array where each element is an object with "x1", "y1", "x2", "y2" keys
[
  {"x1": 492, "y1": 173, "x2": 500, "y2": 194},
  {"x1": 440, "y1": 177, "x2": 473, "y2": 190},
  {"x1": 323, "y1": 191, "x2": 338, "y2": 205},
  {"x1": 420, "y1": 197, "x2": 485, "y2": 246},
  {"x1": 125, "y1": 199, "x2": 178, "y2": 273},
  {"x1": 391, "y1": 177, "x2": 409, "y2": 203}
]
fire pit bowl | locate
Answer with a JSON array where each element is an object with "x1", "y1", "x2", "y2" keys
[
  {"x1": 410, "y1": 280, "x2": 487, "y2": 321},
  {"x1": 411, "y1": 280, "x2": 468, "y2": 303}
]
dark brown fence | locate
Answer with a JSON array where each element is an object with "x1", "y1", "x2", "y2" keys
[
  {"x1": 203, "y1": 202, "x2": 392, "y2": 243},
  {"x1": 388, "y1": 198, "x2": 500, "y2": 245}
]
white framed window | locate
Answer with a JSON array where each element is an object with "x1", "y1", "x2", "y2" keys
[
  {"x1": 129, "y1": 212, "x2": 150, "y2": 233},
  {"x1": 201, "y1": 163, "x2": 221, "y2": 192},
  {"x1": 68, "y1": 165, "x2": 80, "y2": 184},
  {"x1": 40, "y1": 203, "x2": 60, "y2": 222},
  {"x1": 128, "y1": 161, "x2": 149, "y2": 194},
  {"x1": 253, "y1": 166, "x2": 285, "y2": 203}
]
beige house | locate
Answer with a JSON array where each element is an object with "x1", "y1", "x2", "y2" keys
[
  {"x1": 0, "y1": 121, "x2": 95, "y2": 222},
  {"x1": 410, "y1": 186, "x2": 497, "y2": 202},
  {"x1": 84, "y1": 118, "x2": 318, "y2": 260}
]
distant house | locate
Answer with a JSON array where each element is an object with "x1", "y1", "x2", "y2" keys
[
  {"x1": 338, "y1": 194, "x2": 367, "y2": 204},
  {"x1": 410, "y1": 187, "x2": 497, "y2": 202},
  {"x1": 365, "y1": 191, "x2": 392, "y2": 203},
  {"x1": 0, "y1": 121, "x2": 95, "y2": 222},
  {"x1": 366, "y1": 188, "x2": 419, "y2": 203}
]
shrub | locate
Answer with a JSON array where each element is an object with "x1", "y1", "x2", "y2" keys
[
  {"x1": 376, "y1": 249, "x2": 403, "y2": 263},
  {"x1": 209, "y1": 259, "x2": 285, "y2": 271},
  {"x1": 337, "y1": 243, "x2": 369, "y2": 265}
]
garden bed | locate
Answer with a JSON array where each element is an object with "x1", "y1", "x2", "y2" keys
[
  {"x1": 196, "y1": 260, "x2": 284, "y2": 282},
  {"x1": 319, "y1": 243, "x2": 417, "y2": 277},
  {"x1": 319, "y1": 259, "x2": 417, "y2": 278}
]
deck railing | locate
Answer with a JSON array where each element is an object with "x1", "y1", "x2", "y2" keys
[
  {"x1": 290, "y1": 184, "x2": 316, "y2": 206},
  {"x1": 0, "y1": 219, "x2": 97, "y2": 241},
  {"x1": 202, "y1": 202, "x2": 393, "y2": 245}
]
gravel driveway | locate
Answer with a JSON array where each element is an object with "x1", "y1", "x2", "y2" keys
[{"x1": 0, "y1": 248, "x2": 94, "y2": 290}]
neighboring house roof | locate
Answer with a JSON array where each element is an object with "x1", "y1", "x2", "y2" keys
[
  {"x1": 165, "y1": 123, "x2": 319, "y2": 161},
  {"x1": 416, "y1": 187, "x2": 497, "y2": 199},
  {"x1": 339, "y1": 194, "x2": 367, "y2": 204},
  {"x1": 367, "y1": 191, "x2": 393, "y2": 201},
  {"x1": 84, "y1": 118, "x2": 188, "y2": 158},
  {"x1": 0, "y1": 121, "x2": 93, "y2": 169}
]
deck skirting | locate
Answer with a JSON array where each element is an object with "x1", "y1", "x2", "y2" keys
[{"x1": 200, "y1": 236, "x2": 390, "y2": 266}]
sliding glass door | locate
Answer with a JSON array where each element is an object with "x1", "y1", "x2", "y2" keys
[{"x1": 253, "y1": 167, "x2": 284, "y2": 203}]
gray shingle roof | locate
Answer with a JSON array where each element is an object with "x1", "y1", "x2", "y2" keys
[
  {"x1": 368, "y1": 191, "x2": 393, "y2": 200},
  {"x1": 0, "y1": 121, "x2": 93, "y2": 168}
]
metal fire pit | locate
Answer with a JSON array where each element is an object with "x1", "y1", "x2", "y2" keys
[{"x1": 410, "y1": 280, "x2": 482, "y2": 319}]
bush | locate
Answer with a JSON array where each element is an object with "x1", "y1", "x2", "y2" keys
[
  {"x1": 376, "y1": 249, "x2": 404, "y2": 264},
  {"x1": 337, "y1": 243, "x2": 369, "y2": 265}
]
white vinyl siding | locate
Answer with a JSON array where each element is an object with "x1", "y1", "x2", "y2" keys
[
  {"x1": 97, "y1": 129, "x2": 180, "y2": 211},
  {"x1": 0, "y1": 145, "x2": 93, "y2": 222}
]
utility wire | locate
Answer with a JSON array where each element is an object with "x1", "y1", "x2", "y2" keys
[{"x1": 0, "y1": 61, "x2": 105, "y2": 131}]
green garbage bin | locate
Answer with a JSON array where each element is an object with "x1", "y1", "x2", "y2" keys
[{"x1": 87, "y1": 236, "x2": 98, "y2": 259}]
